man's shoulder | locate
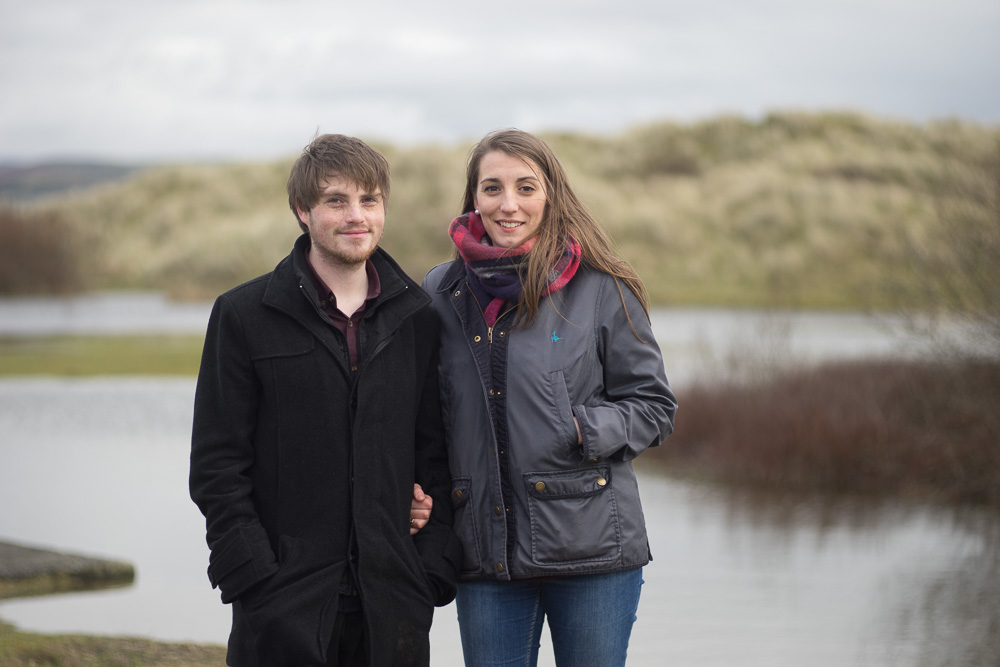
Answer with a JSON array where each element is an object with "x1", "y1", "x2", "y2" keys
[{"x1": 216, "y1": 272, "x2": 272, "y2": 306}]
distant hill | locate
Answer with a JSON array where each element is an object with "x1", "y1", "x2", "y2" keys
[
  {"x1": 5, "y1": 111, "x2": 999, "y2": 310},
  {"x1": 0, "y1": 162, "x2": 143, "y2": 201}
]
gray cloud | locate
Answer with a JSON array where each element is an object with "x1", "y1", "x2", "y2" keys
[{"x1": 1, "y1": 0, "x2": 997, "y2": 162}]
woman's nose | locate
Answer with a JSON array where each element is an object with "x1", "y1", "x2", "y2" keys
[{"x1": 499, "y1": 193, "x2": 518, "y2": 213}]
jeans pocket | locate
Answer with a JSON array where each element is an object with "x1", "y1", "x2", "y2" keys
[{"x1": 524, "y1": 466, "x2": 621, "y2": 565}]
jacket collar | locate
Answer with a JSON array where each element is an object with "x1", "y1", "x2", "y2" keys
[
  {"x1": 262, "y1": 234, "x2": 429, "y2": 343},
  {"x1": 433, "y1": 259, "x2": 467, "y2": 295}
]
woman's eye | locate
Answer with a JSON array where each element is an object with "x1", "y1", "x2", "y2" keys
[{"x1": 483, "y1": 185, "x2": 500, "y2": 193}]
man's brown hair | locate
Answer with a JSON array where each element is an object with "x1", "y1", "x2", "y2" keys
[{"x1": 287, "y1": 134, "x2": 391, "y2": 232}]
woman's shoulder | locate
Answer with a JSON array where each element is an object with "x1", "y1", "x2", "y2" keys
[{"x1": 422, "y1": 259, "x2": 464, "y2": 293}]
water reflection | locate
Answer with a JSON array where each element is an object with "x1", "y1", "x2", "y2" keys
[{"x1": 651, "y1": 477, "x2": 1000, "y2": 667}]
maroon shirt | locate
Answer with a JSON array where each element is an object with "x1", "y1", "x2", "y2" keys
[{"x1": 306, "y1": 257, "x2": 381, "y2": 373}]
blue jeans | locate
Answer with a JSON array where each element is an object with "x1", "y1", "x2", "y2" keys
[{"x1": 455, "y1": 568, "x2": 643, "y2": 667}]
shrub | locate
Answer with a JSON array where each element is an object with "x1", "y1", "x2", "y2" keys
[
  {"x1": 644, "y1": 358, "x2": 1000, "y2": 506},
  {"x1": 0, "y1": 203, "x2": 83, "y2": 294}
]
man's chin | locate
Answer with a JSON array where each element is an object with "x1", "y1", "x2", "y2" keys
[{"x1": 310, "y1": 238, "x2": 380, "y2": 269}]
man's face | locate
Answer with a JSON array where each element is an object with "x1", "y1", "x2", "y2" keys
[{"x1": 297, "y1": 175, "x2": 385, "y2": 269}]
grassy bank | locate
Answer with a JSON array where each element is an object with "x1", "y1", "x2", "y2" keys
[
  {"x1": 3, "y1": 112, "x2": 998, "y2": 311},
  {"x1": 642, "y1": 356, "x2": 1000, "y2": 507},
  {"x1": 0, "y1": 620, "x2": 225, "y2": 667},
  {"x1": 0, "y1": 335, "x2": 204, "y2": 376}
]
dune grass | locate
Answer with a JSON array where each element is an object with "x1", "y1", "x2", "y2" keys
[{"x1": 5, "y1": 111, "x2": 996, "y2": 312}]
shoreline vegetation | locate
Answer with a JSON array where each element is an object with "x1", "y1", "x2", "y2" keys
[
  {"x1": 0, "y1": 111, "x2": 997, "y2": 663},
  {"x1": 0, "y1": 621, "x2": 226, "y2": 667},
  {"x1": 639, "y1": 356, "x2": 1000, "y2": 508}
]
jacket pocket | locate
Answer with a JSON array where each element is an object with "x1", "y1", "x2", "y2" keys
[
  {"x1": 241, "y1": 535, "x2": 343, "y2": 665},
  {"x1": 523, "y1": 466, "x2": 621, "y2": 565},
  {"x1": 451, "y1": 478, "x2": 483, "y2": 575}
]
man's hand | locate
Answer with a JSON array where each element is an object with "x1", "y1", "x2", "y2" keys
[{"x1": 410, "y1": 483, "x2": 433, "y2": 535}]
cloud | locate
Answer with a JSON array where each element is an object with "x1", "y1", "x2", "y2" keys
[{"x1": 0, "y1": 0, "x2": 997, "y2": 162}]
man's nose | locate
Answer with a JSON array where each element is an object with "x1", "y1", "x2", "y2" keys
[{"x1": 345, "y1": 203, "x2": 365, "y2": 222}]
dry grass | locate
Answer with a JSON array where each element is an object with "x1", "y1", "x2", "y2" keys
[
  {"x1": 643, "y1": 357, "x2": 1000, "y2": 506},
  {"x1": 14, "y1": 112, "x2": 998, "y2": 309},
  {"x1": 0, "y1": 620, "x2": 225, "y2": 667}
]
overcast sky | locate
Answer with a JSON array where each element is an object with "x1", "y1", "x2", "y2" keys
[{"x1": 1, "y1": 0, "x2": 998, "y2": 163}]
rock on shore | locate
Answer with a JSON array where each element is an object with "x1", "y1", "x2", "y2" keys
[{"x1": 0, "y1": 540, "x2": 134, "y2": 600}]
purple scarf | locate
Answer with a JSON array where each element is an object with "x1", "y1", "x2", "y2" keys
[{"x1": 449, "y1": 211, "x2": 582, "y2": 326}]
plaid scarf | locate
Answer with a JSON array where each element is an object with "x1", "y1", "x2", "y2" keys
[{"x1": 449, "y1": 211, "x2": 581, "y2": 326}]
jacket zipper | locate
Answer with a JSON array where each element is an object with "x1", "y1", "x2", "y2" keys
[{"x1": 465, "y1": 281, "x2": 516, "y2": 348}]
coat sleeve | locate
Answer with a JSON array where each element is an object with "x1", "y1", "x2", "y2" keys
[
  {"x1": 410, "y1": 307, "x2": 462, "y2": 606},
  {"x1": 189, "y1": 294, "x2": 278, "y2": 604},
  {"x1": 573, "y1": 277, "x2": 677, "y2": 462}
]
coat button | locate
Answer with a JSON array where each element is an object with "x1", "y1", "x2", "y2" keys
[
  {"x1": 494, "y1": 505, "x2": 502, "y2": 515},
  {"x1": 597, "y1": 477, "x2": 607, "y2": 487},
  {"x1": 454, "y1": 290, "x2": 461, "y2": 296},
  {"x1": 535, "y1": 481, "x2": 546, "y2": 492},
  {"x1": 474, "y1": 335, "x2": 481, "y2": 342},
  {"x1": 455, "y1": 489, "x2": 463, "y2": 499},
  {"x1": 496, "y1": 562, "x2": 505, "y2": 573}
]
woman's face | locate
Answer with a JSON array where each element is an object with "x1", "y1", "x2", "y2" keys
[{"x1": 473, "y1": 151, "x2": 547, "y2": 249}]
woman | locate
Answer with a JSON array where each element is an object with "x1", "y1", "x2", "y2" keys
[{"x1": 423, "y1": 129, "x2": 677, "y2": 666}]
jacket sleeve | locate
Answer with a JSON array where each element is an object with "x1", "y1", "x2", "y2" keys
[
  {"x1": 189, "y1": 294, "x2": 278, "y2": 604},
  {"x1": 411, "y1": 307, "x2": 462, "y2": 606},
  {"x1": 573, "y1": 277, "x2": 677, "y2": 462}
]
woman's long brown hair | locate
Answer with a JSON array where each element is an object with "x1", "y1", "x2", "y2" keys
[{"x1": 460, "y1": 129, "x2": 650, "y2": 333}]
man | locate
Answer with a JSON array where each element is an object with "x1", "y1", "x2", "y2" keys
[{"x1": 190, "y1": 134, "x2": 459, "y2": 666}]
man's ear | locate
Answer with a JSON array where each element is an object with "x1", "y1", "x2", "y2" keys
[{"x1": 296, "y1": 207, "x2": 310, "y2": 227}]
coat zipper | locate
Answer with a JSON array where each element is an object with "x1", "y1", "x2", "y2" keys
[{"x1": 465, "y1": 281, "x2": 516, "y2": 349}]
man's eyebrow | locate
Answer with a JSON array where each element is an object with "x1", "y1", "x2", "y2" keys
[{"x1": 321, "y1": 188, "x2": 383, "y2": 198}]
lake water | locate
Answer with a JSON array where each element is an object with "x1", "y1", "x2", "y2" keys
[{"x1": 0, "y1": 294, "x2": 996, "y2": 665}]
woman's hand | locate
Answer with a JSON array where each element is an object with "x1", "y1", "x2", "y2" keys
[{"x1": 410, "y1": 483, "x2": 433, "y2": 535}]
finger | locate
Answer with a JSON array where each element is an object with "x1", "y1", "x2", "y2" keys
[{"x1": 413, "y1": 483, "x2": 425, "y2": 501}]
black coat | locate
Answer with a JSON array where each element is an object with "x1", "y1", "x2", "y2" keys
[{"x1": 190, "y1": 235, "x2": 460, "y2": 666}]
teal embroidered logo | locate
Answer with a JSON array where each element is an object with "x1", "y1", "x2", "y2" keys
[{"x1": 551, "y1": 331, "x2": 562, "y2": 342}]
